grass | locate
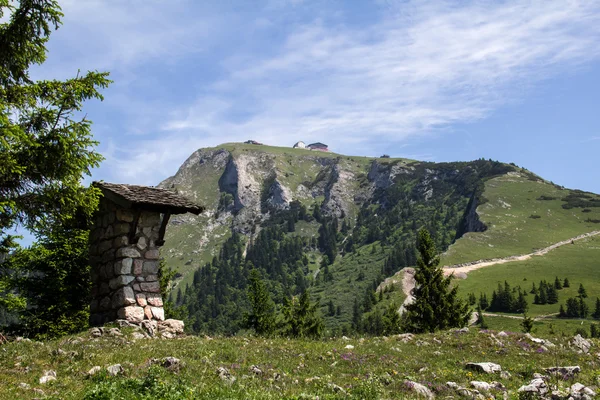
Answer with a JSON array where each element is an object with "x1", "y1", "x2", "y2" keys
[
  {"x1": 2, "y1": 326, "x2": 598, "y2": 399},
  {"x1": 441, "y1": 172, "x2": 600, "y2": 266},
  {"x1": 456, "y1": 235, "x2": 600, "y2": 317}
]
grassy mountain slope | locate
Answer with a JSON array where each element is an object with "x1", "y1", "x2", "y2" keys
[
  {"x1": 157, "y1": 143, "x2": 599, "y2": 335},
  {"x1": 2, "y1": 327, "x2": 598, "y2": 399},
  {"x1": 441, "y1": 172, "x2": 600, "y2": 266}
]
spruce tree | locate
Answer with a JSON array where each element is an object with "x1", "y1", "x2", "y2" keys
[
  {"x1": 593, "y1": 298, "x2": 600, "y2": 320},
  {"x1": 244, "y1": 269, "x2": 275, "y2": 336},
  {"x1": 521, "y1": 313, "x2": 534, "y2": 333},
  {"x1": 554, "y1": 276, "x2": 562, "y2": 290},
  {"x1": 559, "y1": 304, "x2": 567, "y2": 318},
  {"x1": 579, "y1": 297, "x2": 589, "y2": 319},
  {"x1": 476, "y1": 304, "x2": 488, "y2": 329},
  {"x1": 563, "y1": 278, "x2": 570, "y2": 288},
  {"x1": 403, "y1": 228, "x2": 470, "y2": 333},
  {"x1": 578, "y1": 284, "x2": 588, "y2": 299},
  {"x1": 281, "y1": 290, "x2": 323, "y2": 338}
]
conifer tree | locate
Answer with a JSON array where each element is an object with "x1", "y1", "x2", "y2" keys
[
  {"x1": 578, "y1": 284, "x2": 588, "y2": 299},
  {"x1": 244, "y1": 269, "x2": 275, "y2": 336},
  {"x1": 559, "y1": 304, "x2": 567, "y2": 318},
  {"x1": 280, "y1": 290, "x2": 323, "y2": 338},
  {"x1": 593, "y1": 298, "x2": 600, "y2": 320},
  {"x1": 476, "y1": 304, "x2": 488, "y2": 329},
  {"x1": 563, "y1": 277, "x2": 570, "y2": 288},
  {"x1": 403, "y1": 228, "x2": 470, "y2": 333},
  {"x1": 554, "y1": 276, "x2": 562, "y2": 290},
  {"x1": 521, "y1": 313, "x2": 534, "y2": 333},
  {"x1": 579, "y1": 297, "x2": 589, "y2": 319}
]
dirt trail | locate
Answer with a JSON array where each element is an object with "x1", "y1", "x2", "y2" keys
[{"x1": 396, "y1": 230, "x2": 600, "y2": 313}]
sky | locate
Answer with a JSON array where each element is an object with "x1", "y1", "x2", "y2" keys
[{"x1": 25, "y1": 0, "x2": 600, "y2": 194}]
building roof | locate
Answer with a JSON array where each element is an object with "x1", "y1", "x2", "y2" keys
[
  {"x1": 94, "y1": 182, "x2": 204, "y2": 215},
  {"x1": 308, "y1": 142, "x2": 328, "y2": 148}
]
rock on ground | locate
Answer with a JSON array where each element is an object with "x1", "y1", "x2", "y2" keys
[
  {"x1": 571, "y1": 334, "x2": 592, "y2": 354},
  {"x1": 465, "y1": 362, "x2": 502, "y2": 374},
  {"x1": 39, "y1": 370, "x2": 56, "y2": 384},
  {"x1": 404, "y1": 380, "x2": 434, "y2": 399}
]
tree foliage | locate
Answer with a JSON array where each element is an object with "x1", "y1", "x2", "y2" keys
[
  {"x1": 280, "y1": 290, "x2": 323, "y2": 338},
  {"x1": 403, "y1": 228, "x2": 470, "y2": 333},
  {"x1": 244, "y1": 269, "x2": 275, "y2": 336},
  {"x1": 0, "y1": 0, "x2": 110, "y2": 335}
]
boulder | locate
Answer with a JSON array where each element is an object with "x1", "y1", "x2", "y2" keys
[
  {"x1": 571, "y1": 334, "x2": 592, "y2": 354},
  {"x1": 39, "y1": 370, "x2": 56, "y2": 384},
  {"x1": 518, "y1": 378, "x2": 548, "y2": 396},
  {"x1": 117, "y1": 306, "x2": 145, "y2": 323},
  {"x1": 465, "y1": 362, "x2": 502, "y2": 374},
  {"x1": 87, "y1": 366, "x2": 101, "y2": 376},
  {"x1": 217, "y1": 366, "x2": 236, "y2": 384},
  {"x1": 544, "y1": 366, "x2": 580, "y2": 379},
  {"x1": 404, "y1": 380, "x2": 434, "y2": 399},
  {"x1": 107, "y1": 364, "x2": 124, "y2": 376}
]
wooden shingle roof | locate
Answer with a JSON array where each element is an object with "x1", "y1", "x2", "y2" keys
[{"x1": 94, "y1": 182, "x2": 204, "y2": 215}]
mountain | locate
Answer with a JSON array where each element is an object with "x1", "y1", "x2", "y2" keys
[{"x1": 158, "y1": 143, "x2": 600, "y2": 335}]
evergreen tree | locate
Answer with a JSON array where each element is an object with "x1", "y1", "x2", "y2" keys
[
  {"x1": 0, "y1": 0, "x2": 111, "y2": 332},
  {"x1": 554, "y1": 276, "x2": 562, "y2": 290},
  {"x1": 578, "y1": 284, "x2": 588, "y2": 299},
  {"x1": 280, "y1": 290, "x2": 323, "y2": 338},
  {"x1": 468, "y1": 293, "x2": 477, "y2": 306},
  {"x1": 478, "y1": 293, "x2": 489, "y2": 310},
  {"x1": 559, "y1": 304, "x2": 567, "y2": 318},
  {"x1": 476, "y1": 304, "x2": 488, "y2": 329},
  {"x1": 530, "y1": 282, "x2": 538, "y2": 295},
  {"x1": 593, "y1": 298, "x2": 600, "y2": 320},
  {"x1": 327, "y1": 300, "x2": 335, "y2": 316},
  {"x1": 243, "y1": 269, "x2": 275, "y2": 336},
  {"x1": 563, "y1": 278, "x2": 570, "y2": 288},
  {"x1": 579, "y1": 297, "x2": 589, "y2": 319},
  {"x1": 591, "y1": 324, "x2": 599, "y2": 339},
  {"x1": 403, "y1": 228, "x2": 470, "y2": 333},
  {"x1": 546, "y1": 286, "x2": 558, "y2": 304},
  {"x1": 352, "y1": 298, "x2": 361, "y2": 332},
  {"x1": 382, "y1": 302, "x2": 401, "y2": 335},
  {"x1": 564, "y1": 297, "x2": 580, "y2": 318},
  {"x1": 521, "y1": 313, "x2": 534, "y2": 333}
]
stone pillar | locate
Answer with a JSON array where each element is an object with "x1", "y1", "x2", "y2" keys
[{"x1": 89, "y1": 198, "x2": 165, "y2": 326}]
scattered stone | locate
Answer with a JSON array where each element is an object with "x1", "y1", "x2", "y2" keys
[
  {"x1": 518, "y1": 378, "x2": 548, "y2": 396},
  {"x1": 158, "y1": 319, "x2": 185, "y2": 338},
  {"x1": 570, "y1": 382, "x2": 596, "y2": 399},
  {"x1": 404, "y1": 380, "x2": 434, "y2": 399},
  {"x1": 456, "y1": 327, "x2": 469, "y2": 333},
  {"x1": 328, "y1": 383, "x2": 347, "y2": 395},
  {"x1": 341, "y1": 336, "x2": 350, "y2": 341},
  {"x1": 107, "y1": 327, "x2": 122, "y2": 337},
  {"x1": 470, "y1": 381, "x2": 492, "y2": 392},
  {"x1": 217, "y1": 367, "x2": 236, "y2": 384},
  {"x1": 32, "y1": 388, "x2": 45, "y2": 396},
  {"x1": 571, "y1": 334, "x2": 592, "y2": 354},
  {"x1": 396, "y1": 333, "x2": 414, "y2": 343},
  {"x1": 107, "y1": 364, "x2": 124, "y2": 376},
  {"x1": 132, "y1": 332, "x2": 147, "y2": 340},
  {"x1": 544, "y1": 366, "x2": 580, "y2": 379},
  {"x1": 466, "y1": 362, "x2": 502, "y2": 374},
  {"x1": 88, "y1": 366, "x2": 101, "y2": 376},
  {"x1": 18, "y1": 383, "x2": 30, "y2": 390},
  {"x1": 497, "y1": 331, "x2": 509, "y2": 337},
  {"x1": 250, "y1": 365, "x2": 263, "y2": 375},
  {"x1": 141, "y1": 319, "x2": 158, "y2": 337},
  {"x1": 525, "y1": 333, "x2": 555, "y2": 348},
  {"x1": 39, "y1": 370, "x2": 56, "y2": 384},
  {"x1": 446, "y1": 382, "x2": 459, "y2": 389},
  {"x1": 159, "y1": 357, "x2": 183, "y2": 372},
  {"x1": 89, "y1": 327, "x2": 102, "y2": 337},
  {"x1": 345, "y1": 344, "x2": 354, "y2": 350},
  {"x1": 500, "y1": 371, "x2": 512, "y2": 380}
]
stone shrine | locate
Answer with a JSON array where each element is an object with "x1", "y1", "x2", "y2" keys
[{"x1": 89, "y1": 182, "x2": 203, "y2": 326}]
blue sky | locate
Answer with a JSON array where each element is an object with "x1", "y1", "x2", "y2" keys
[{"x1": 29, "y1": 0, "x2": 600, "y2": 193}]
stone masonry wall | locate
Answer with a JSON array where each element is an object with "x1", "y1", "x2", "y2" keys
[{"x1": 89, "y1": 198, "x2": 165, "y2": 326}]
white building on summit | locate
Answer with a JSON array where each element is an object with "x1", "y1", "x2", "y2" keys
[{"x1": 293, "y1": 141, "x2": 306, "y2": 149}]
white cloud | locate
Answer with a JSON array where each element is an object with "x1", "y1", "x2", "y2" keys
[{"x1": 62, "y1": 0, "x2": 600, "y2": 185}]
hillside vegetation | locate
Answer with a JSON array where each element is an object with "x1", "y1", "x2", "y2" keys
[
  {"x1": 155, "y1": 143, "x2": 600, "y2": 336},
  {"x1": 1, "y1": 326, "x2": 598, "y2": 399}
]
